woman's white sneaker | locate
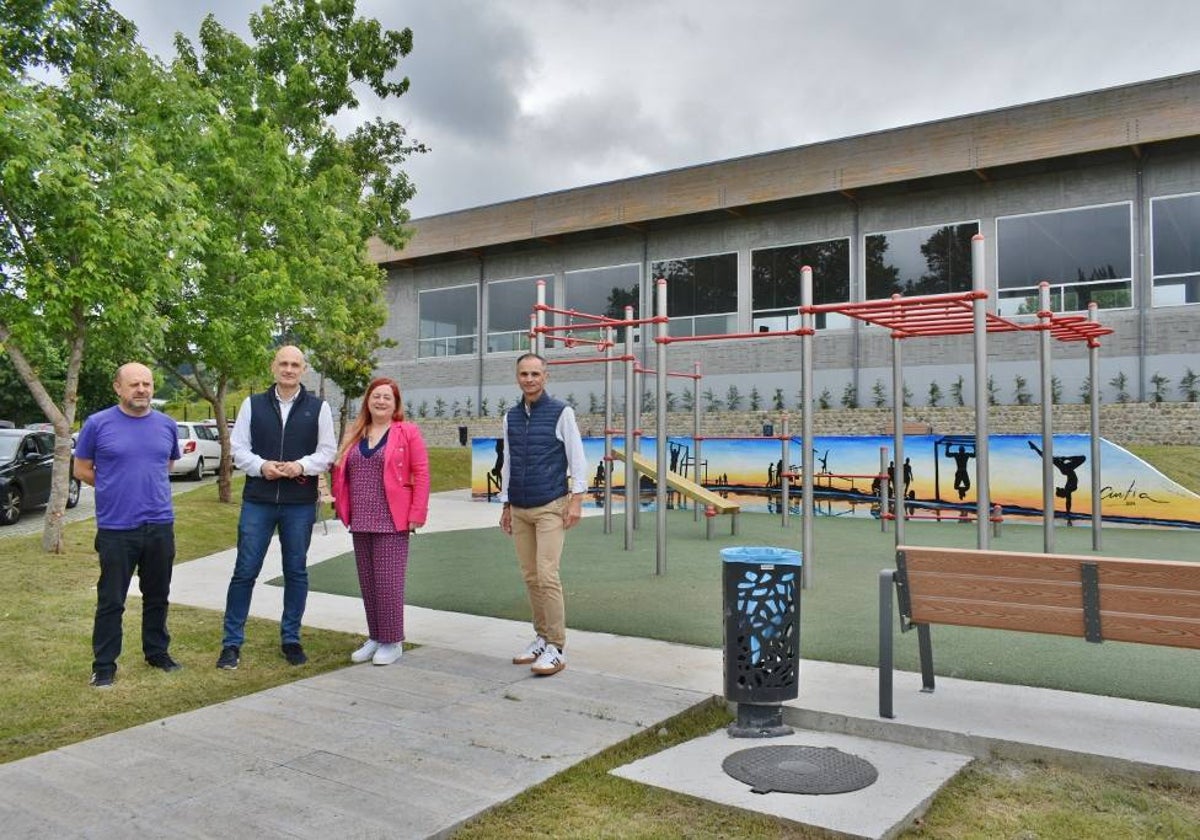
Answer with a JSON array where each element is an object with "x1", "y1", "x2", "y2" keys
[
  {"x1": 372, "y1": 643, "x2": 403, "y2": 665},
  {"x1": 351, "y1": 639, "x2": 380, "y2": 664}
]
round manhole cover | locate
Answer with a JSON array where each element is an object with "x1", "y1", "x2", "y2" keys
[{"x1": 722, "y1": 745, "x2": 878, "y2": 794}]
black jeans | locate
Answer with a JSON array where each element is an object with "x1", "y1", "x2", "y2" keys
[{"x1": 92, "y1": 523, "x2": 176, "y2": 674}]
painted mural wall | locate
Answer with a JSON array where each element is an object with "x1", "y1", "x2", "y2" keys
[{"x1": 472, "y1": 434, "x2": 1200, "y2": 529}]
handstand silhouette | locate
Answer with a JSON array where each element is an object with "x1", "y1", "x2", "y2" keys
[
  {"x1": 949, "y1": 445, "x2": 975, "y2": 500},
  {"x1": 1028, "y1": 441, "x2": 1086, "y2": 524}
]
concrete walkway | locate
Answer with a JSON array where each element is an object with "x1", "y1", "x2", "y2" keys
[{"x1": 2, "y1": 491, "x2": 1198, "y2": 839}]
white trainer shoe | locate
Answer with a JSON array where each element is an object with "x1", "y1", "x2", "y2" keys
[
  {"x1": 372, "y1": 643, "x2": 403, "y2": 665},
  {"x1": 351, "y1": 639, "x2": 380, "y2": 664},
  {"x1": 530, "y1": 643, "x2": 565, "y2": 676},
  {"x1": 512, "y1": 635, "x2": 547, "y2": 665}
]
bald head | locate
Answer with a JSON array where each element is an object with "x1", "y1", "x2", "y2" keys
[
  {"x1": 272, "y1": 345, "x2": 307, "y2": 398},
  {"x1": 113, "y1": 362, "x2": 155, "y2": 416}
]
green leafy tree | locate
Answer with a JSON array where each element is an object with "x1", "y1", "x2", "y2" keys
[
  {"x1": 950, "y1": 375, "x2": 965, "y2": 407},
  {"x1": 1014, "y1": 375, "x2": 1031, "y2": 406},
  {"x1": 987, "y1": 375, "x2": 998, "y2": 406},
  {"x1": 701, "y1": 388, "x2": 723, "y2": 413},
  {"x1": 1178, "y1": 368, "x2": 1199, "y2": 402},
  {"x1": 749, "y1": 386, "x2": 761, "y2": 411},
  {"x1": 1150, "y1": 372, "x2": 1171, "y2": 403},
  {"x1": 433, "y1": 397, "x2": 446, "y2": 417},
  {"x1": 725, "y1": 385, "x2": 743, "y2": 411},
  {"x1": 665, "y1": 390, "x2": 677, "y2": 413},
  {"x1": 772, "y1": 388, "x2": 785, "y2": 410},
  {"x1": 871, "y1": 379, "x2": 887, "y2": 408},
  {"x1": 818, "y1": 388, "x2": 832, "y2": 410},
  {"x1": 1051, "y1": 375, "x2": 1062, "y2": 405},
  {"x1": 841, "y1": 382, "x2": 858, "y2": 409},
  {"x1": 679, "y1": 389, "x2": 694, "y2": 412},
  {"x1": 1109, "y1": 371, "x2": 1130, "y2": 404},
  {"x1": 927, "y1": 381, "x2": 942, "y2": 407},
  {"x1": 155, "y1": 0, "x2": 424, "y2": 501},
  {"x1": 1, "y1": 1, "x2": 205, "y2": 551}
]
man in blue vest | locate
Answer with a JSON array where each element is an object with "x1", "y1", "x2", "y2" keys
[
  {"x1": 499, "y1": 353, "x2": 588, "y2": 676},
  {"x1": 216, "y1": 345, "x2": 336, "y2": 669}
]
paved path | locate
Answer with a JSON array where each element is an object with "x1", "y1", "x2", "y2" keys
[{"x1": 2, "y1": 490, "x2": 1198, "y2": 839}]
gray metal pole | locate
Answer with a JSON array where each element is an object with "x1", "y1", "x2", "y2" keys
[
  {"x1": 631, "y1": 367, "x2": 641, "y2": 531},
  {"x1": 1039, "y1": 281, "x2": 1054, "y2": 553},
  {"x1": 535, "y1": 280, "x2": 546, "y2": 356},
  {"x1": 1088, "y1": 303, "x2": 1102, "y2": 550},
  {"x1": 971, "y1": 234, "x2": 991, "y2": 550},
  {"x1": 801, "y1": 266, "x2": 814, "y2": 588},
  {"x1": 624, "y1": 305, "x2": 635, "y2": 551},
  {"x1": 892, "y1": 333, "x2": 905, "y2": 549},
  {"x1": 655, "y1": 279, "x2": 668, "y2": 575},
  {"x1": 603, "y1": 326, "x2": 614, "y2": 535}
]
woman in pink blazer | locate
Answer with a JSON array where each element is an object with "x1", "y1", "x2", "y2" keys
[{"x1": 331, "y1": 378, "x2": 430, "y2": 665}]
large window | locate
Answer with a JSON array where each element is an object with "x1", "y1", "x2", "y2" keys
[
  {"x1": 487, "y1": 275, "x2": 552, "y2": 353},
  {"x1": 418, "y1": 284, "x2": 478, "y2": 358},
  {"x1": 865, "y1": 221, "x2": 978, "y2": 300},
  {"x1": 563, "y1": 264, "x2": 640, "y2": 343},
  {"x1": 651, "y1": 253, "x2": 737, "y2": 337},
  {"x1": 752, "y1": 239, "x2": 851, "y2": 331},
  {"x1": 997, "y1": 203, "x2": 1132, "y2": 316},
  {"x1": 1151, "y1": 193, "x2": 1200, "y2": 307}
]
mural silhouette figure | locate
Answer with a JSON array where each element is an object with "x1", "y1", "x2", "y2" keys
[
  {"x1": 949, "y1": 445, "x2": 975, "y2": 501},
  {"x1": 1028, "y1": 441, "x2": 1086, "y2": 524}
]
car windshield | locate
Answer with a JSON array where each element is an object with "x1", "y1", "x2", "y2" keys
[{"x1": 0, "y1": 437, "x2": 20, "y2": 461}]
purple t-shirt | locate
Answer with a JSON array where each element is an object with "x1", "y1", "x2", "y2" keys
[{"x1": 74, "y1": 406, "x2": 181, "y2": 529}]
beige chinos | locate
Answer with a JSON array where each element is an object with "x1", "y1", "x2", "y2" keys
[{"x1": 510, "y1": 495, "x2": 568, "y2": 649}]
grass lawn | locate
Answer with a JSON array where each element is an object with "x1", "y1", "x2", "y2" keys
[{"x1": 3, "y1": 446, "x2": 1198, "y2": 838}]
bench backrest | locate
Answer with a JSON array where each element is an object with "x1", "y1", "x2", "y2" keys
[{"x1": 895, "y1": 545, "x2": 1200, "y2": 650}]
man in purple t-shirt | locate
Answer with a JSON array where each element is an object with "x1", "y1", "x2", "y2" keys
[{"x1": 74, "y1": 363, "x2": 182, "y2": 688}]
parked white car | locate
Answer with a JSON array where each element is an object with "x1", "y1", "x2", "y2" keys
[{"x1": 171, "y1": 422, "x2": 223, "y2": 480}]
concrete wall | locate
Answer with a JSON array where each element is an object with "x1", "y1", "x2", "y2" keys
[{"x1": 408, "y1": 401, "x2": 1200, "y2": 449}]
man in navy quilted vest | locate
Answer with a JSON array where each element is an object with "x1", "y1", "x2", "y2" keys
[
  {"x1": 499, "y1": 353, "x2": 588, "y2": 676},
  {"x1": 216, "y1": 345, "x2": 336, "y2": 670}
]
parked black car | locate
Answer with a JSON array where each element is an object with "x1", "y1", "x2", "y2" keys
[{"x1": 0, "y1": 429, "x2": 81, "y2": 526}]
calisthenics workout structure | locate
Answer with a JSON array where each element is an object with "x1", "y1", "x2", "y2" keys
[{"x1": 527, "y1": 235, "x2": 1113, "y2": 586}]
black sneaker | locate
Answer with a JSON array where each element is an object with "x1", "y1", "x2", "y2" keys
[
  {"x1": 146, "y1": 653, "x2": 182, "y2": 673},
  {"x1": 216, "y1": 645, "x2": 240, "y2": 670},
  {"x1": 281, "y1": 642, "x2": 307, "y2": 666},
  {"x1": 89, "y1": 671, "x2": 115, "y2": 688}
]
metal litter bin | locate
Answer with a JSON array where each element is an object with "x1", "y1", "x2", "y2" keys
[{"x1": 721, "y1": 545, "x2": 802, "y2": 737}]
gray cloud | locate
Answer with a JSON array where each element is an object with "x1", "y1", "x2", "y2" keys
[{"x1": 108, "y1": 0, "x2": 1200, "y2": 218}]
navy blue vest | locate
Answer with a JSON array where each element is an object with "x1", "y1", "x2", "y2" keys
[
  {"x1": 243, "y1": 384, "x2": 323, "y2": 505},
  {"x1": 506, "y1": 393, "x2": 568, "y2": 508}
]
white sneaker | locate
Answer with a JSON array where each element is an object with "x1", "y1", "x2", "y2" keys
[
  {"x1": 512, "y1": 636, "x2": 547, "y2": 665},
  {"x1": 351, "y1": 639, "x2": 380, "y2": 664},
  {"x1": 372, "y1": 643, "x2": 403, "y2": 665},
  {"x1": 530, "y1": 643, "x2": 565, "y2": 676}
]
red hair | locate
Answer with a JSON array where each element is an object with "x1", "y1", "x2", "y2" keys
[{"x1": 335, "y1": 377, "x2": 404, "y2": 465}]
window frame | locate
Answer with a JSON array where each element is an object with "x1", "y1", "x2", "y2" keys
[
  {"x1": 751, "y1": 237, "x2": 852, "y2": 332},
  {"x1": 650, "y1": 251, "x2": 739, "y2": 338},
  {"x1": 995, "y1": 201, "x2": 1134, "y2": 316},
  {"x1": 417, "y1": 282, "x2": 480, "y2": 359},
  {"x1": 1150, "y1": 191, "x2": 1200, "y2": 308}
]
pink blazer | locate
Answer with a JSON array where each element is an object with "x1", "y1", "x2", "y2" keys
[{"x1": 331, "y1": 420, "x2": 430, "y2": 532}]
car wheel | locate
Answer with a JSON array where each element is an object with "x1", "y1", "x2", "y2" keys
[
  {"x1": 0, "y1": 486, "x2": 21, "y2": 526},
  {"x1": 189, "y1": 456, "x2": 204, "y2": 481},
  {"x1": 66, "y1": 477, "x2": 81, "y2": 509}
]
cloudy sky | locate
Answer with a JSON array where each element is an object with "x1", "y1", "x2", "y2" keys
[{"x1": 109, "y1": 0, "x2": 1200, "y2": 220}]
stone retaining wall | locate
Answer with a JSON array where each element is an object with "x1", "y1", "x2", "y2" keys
[{"x1": 409, "y1": 402, "x2": 1200, "y2": 448}]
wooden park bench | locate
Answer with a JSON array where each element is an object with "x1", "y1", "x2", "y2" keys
[{"x1": 877, "y1": 545, "x2": 1200, "y2": 718}]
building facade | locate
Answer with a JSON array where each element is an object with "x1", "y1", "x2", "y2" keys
[{"x1": 367, "y1": 73, "x2": 1200, "y2": 419}]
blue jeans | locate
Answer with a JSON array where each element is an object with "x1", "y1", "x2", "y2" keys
[{"x1": 221, "y1": 500, "x2": 316, "y2": 647}]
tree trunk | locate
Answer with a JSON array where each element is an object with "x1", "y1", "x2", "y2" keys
[
  {"x1": 211, "y1": 379, "x2": 234, "y2": 504},
  {"x1": 0, "y1": 321, "x2": 84, "y2": 553}
]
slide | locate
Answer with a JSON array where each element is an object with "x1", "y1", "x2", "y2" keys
[{"x1": 612, "y1": 448, "x2": 740, "y2": 513}]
